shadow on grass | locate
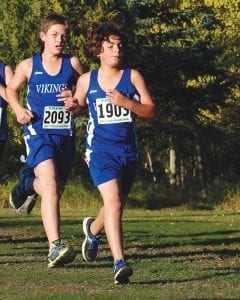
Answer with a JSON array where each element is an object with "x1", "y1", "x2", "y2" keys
[
  {"x1": 125, "y1": 234, "x2": 240, "y2": 250},
  {"x1": 124, "y1": 228, "x2": 239, "y2": 238},
  {"x1": 1, "y1": 213, "x2": 240, "y2": 290},
  {"x1": 131, "y1": 269, "x2": 240, "y2": 285},
  {"x1": 0, "y1": 217, "x2": 82, "y2": 228},
  {"x1": 0, "y1": 258, "x2": 45, "y2": 265},
  {"x1": 127, "y1": 248, "x2": 240, "y2": 261},
  {"x1": 0, "y1": 236, "x2": 46, "y2": 244}
]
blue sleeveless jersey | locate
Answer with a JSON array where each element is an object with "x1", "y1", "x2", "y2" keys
[
  {"x1": 86, "y1": 69, "x2": 139, "y2": 153},
  {"x1": 24, "y1": 53, "x2": 75, "y2": 136},
  {"x1": 0, "y1": 62, "x2": 8, "y2": 141}
]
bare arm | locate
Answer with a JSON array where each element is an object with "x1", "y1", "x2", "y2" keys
[
  {"x1": 6, "y1": 58, "x2": 34, "y2": 124},
  {"x1": 0, "y1": 65, "x2": 14, "y2": 100},
  {"x1": 106, "y1": 69, "x2": 156, "y2": 119},
  {"x1": 57, "y1": 72, "x2": 90, "y2": 116},
  {"x1": 70, "y1": 56, "x2": 84, "y2": 81}
]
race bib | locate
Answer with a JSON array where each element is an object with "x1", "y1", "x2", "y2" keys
[
  {"x1": 96, "y1": 98, "x2": 132, "y2": 124},
  {"x1": 43, "y1": 106, "x2": 71, "y2": 129},
  {"x1": 0, "y1": 107, "x2": 2, "y2": 126}
]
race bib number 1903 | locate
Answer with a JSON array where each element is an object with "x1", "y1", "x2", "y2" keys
[
  {"x1": 96, "y1": 98, "x2": 132, "y2": 124},
  {"x1": 43, "y1": 106, "x2": 71, "y2": 129}
]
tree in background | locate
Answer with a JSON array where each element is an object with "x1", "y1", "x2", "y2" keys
[{"x1": 0, "y1": 0, "x2": 239, "y2": 208}]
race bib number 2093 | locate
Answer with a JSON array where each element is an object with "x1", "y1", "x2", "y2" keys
[{"x1": 43, "y1": 106, "x2": 71, "y2": 129}]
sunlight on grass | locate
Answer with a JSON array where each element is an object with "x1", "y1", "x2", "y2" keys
[{"x1": 1, "y1": 209, "x2": 240, "y2": 299}]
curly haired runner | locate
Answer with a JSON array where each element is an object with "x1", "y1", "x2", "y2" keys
[{"x1": 59, "y1": 21, "x2": 155, "y2": 284}]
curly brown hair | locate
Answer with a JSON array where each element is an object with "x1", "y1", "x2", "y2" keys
[{"x1": 87, "y1": 22, "x2": 127, "y2": 57}]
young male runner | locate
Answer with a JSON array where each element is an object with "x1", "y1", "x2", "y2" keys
[
  {"x1": 60, "y1": 21, "x2": 155, "y2": 283},
  {"x1": 6, "y1": 14, "x2": 83, "y2": 267}
]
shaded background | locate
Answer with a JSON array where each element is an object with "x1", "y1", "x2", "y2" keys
[{"x1": 0, "y1": 0, "x2": 239, "y2": 209}]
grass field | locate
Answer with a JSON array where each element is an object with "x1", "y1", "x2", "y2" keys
[{"x1": 1, "y1": 208, "x2": 240, "y2": 299}]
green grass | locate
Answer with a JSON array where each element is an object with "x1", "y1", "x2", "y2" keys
[{"x1": 1, "y1": 208, "x2": 240, "y2": 299}]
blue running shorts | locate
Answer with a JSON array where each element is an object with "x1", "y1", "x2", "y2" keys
[
  {"x1": 24, "y1": 134, "x2": 75, "y2": 183},
  {"x1": 87, "y1": 149, "x2": 137, "y2": 196}
]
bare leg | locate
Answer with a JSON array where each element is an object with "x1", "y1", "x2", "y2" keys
[
  {"x1": 34, "y1": 159, "x2": 60, "y2": 245},
  {"x1": 90, "y1": 196, "x2": 128, "y2": 237},
  {"x1": 97, "y1": 179, "x2": 124, "y2": 261},
  {"x1": 90, "y1": 207, "x2": 104, "y2": 236}
]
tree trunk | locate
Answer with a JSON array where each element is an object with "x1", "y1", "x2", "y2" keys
[
  {"x1": 196, "y1": 144, "x2": 207, "y2": 199},
  {"x1": 146, "y1": 147, "x2": 157, "y2": 183},
  {"x1": 169, "y1": 146, "x2": 176, "y2": 186}
]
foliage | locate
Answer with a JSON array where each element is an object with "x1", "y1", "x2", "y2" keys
[{"x1": 0, "y1": 0, "x2": 239, "y2": 205}]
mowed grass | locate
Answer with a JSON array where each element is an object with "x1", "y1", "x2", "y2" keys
[{"x1": 1, "y1": 208, "x2": 240, "y2": 299}]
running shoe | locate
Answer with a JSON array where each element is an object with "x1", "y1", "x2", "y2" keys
[
  {"x1": 82, "y1": 217, "x2": 100, "y2": 262},
  {"x1": 9, "y1": 166, "x2": 37, "y2": 214},
  {"x1": 48, "y1": 240, "x2": 76, "y2": 268},
  {"x1": 14, "y1": 194, "x2": 37, "y2": 214},
  {"x1": 113, "y1": 259, "x2": 133, "y2": 284}
]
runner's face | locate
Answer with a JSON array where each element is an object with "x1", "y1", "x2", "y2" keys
[
  {"x1": 99, "y1": 35, "x2": 123, "y2": 67},
  {"x1": 40, "y1": 24, "x2": 68, "y2": 55}
]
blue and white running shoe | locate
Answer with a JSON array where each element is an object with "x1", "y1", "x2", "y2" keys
[
  {"x1": 113, "y1": 259, "x2": 133, "y2": 284},
  {"x1": 82, "y1": 217, "x2": 101, "y2": 262}
]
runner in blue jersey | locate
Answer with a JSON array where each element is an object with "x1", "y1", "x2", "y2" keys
[
  {"x1": 60, "y1": 22, "x2": 155, "y2": 284},
  {"x1": 0, "y1": 62, "x2": 13, "y2": 160},
  {"x1": 6, "y1": 14, "x2": 83, "y2": 268}
]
